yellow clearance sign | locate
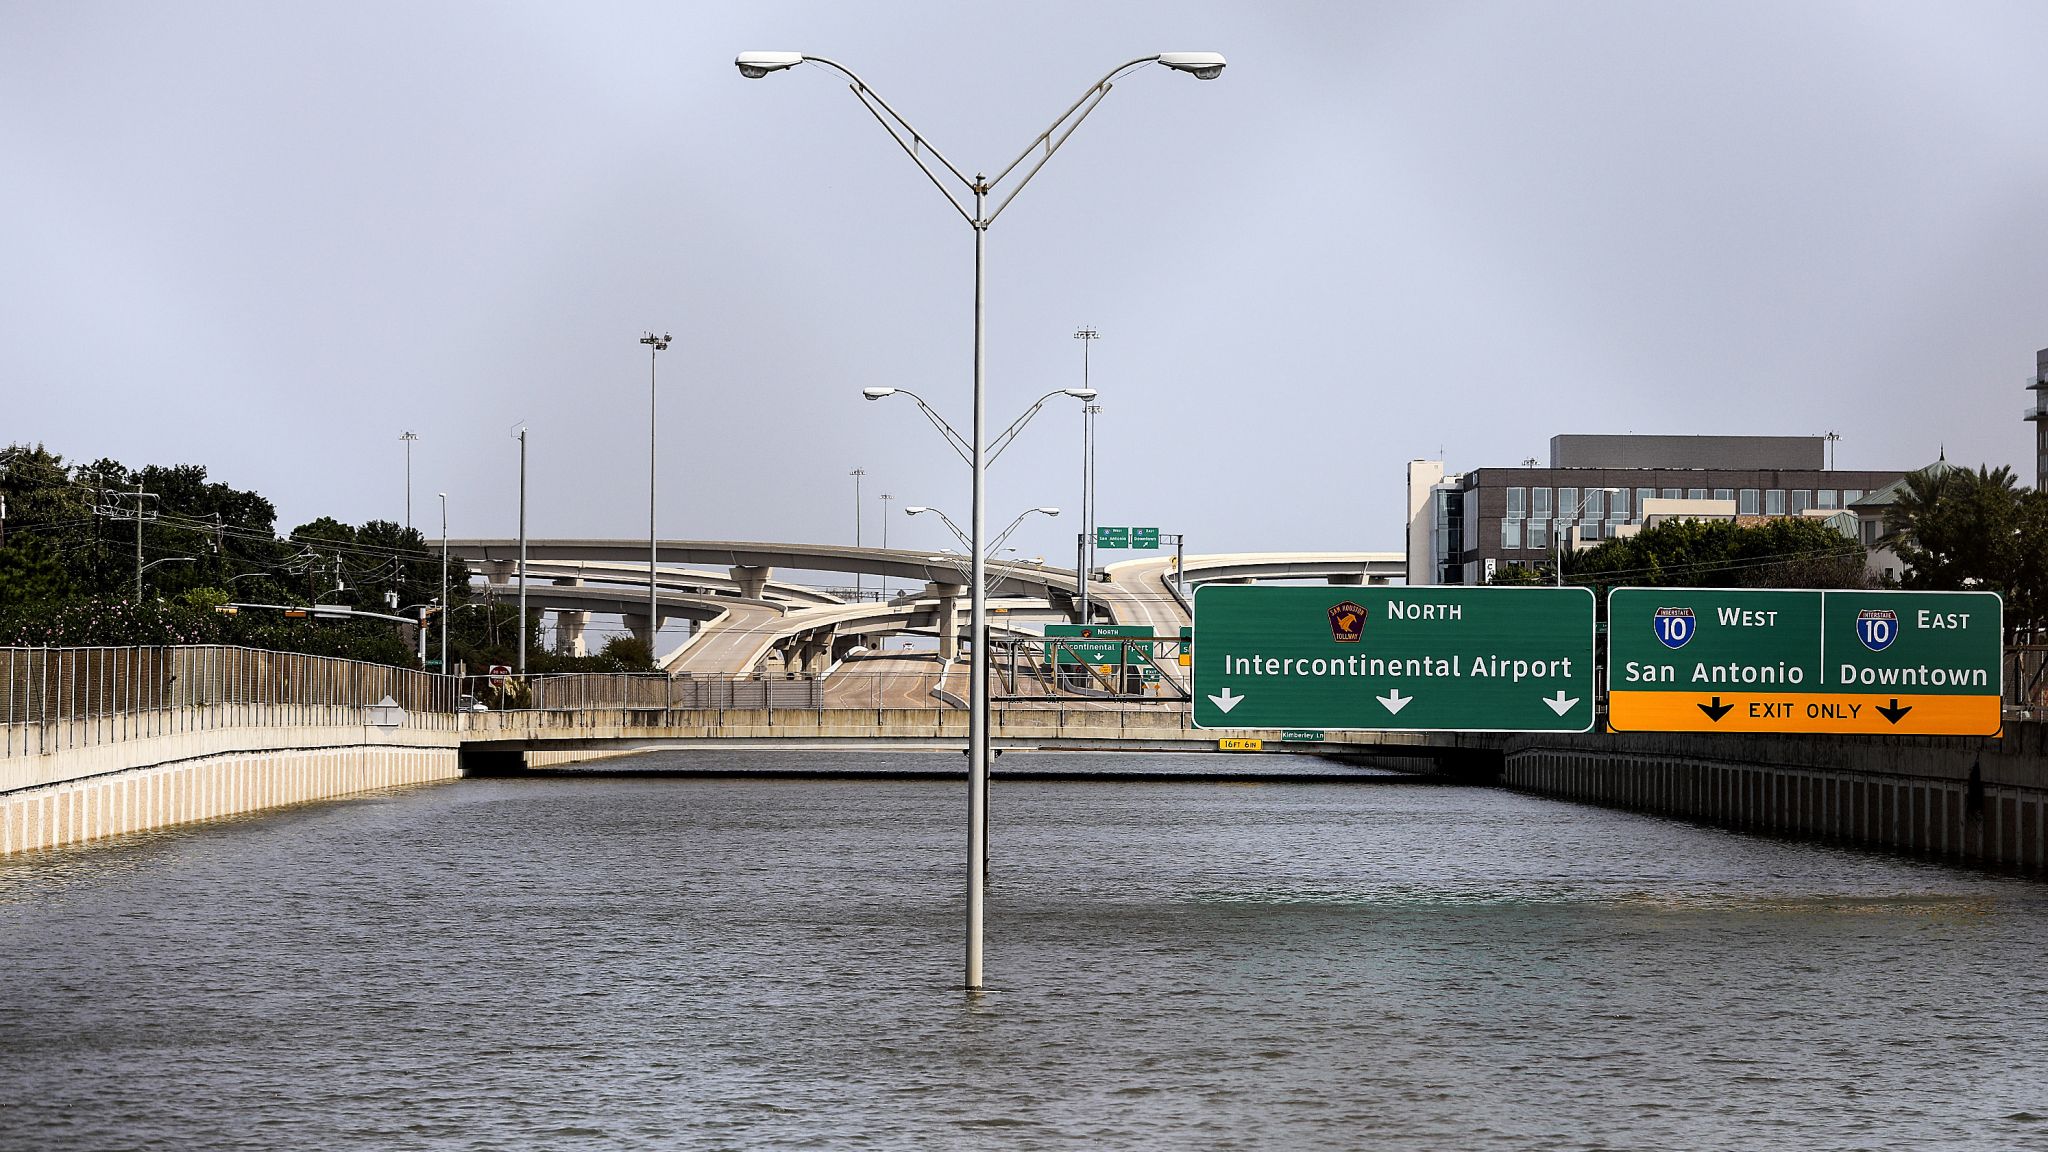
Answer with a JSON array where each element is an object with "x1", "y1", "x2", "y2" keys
[
  {"x1": 1217, "y1": 738, "x2": 1264, "y2": 751},
  {"x1": 1606, "y1": 589, "x2": 2003, "y2": 737}
]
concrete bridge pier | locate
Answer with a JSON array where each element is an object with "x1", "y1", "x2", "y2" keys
[
  {"x1": 552, "y1": 577, "x2": 588, "y2": 656},
  {"x1": 730, "y1": 565, "x2": 772, "y2": 600},
  {"x1": 1328, "y1": 573, "x2": 1363, "y2": 585},
  {"x1": 623, "y1": 611, "x2": 661, "y2": 651},
  {"x1": 927, "y1": 582, "x2": 964, "y2": 661},
  {"x1": 795, "y1": 637, "x2": 831, "y2": 676}
]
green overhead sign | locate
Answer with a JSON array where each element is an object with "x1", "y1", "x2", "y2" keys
[
  {"x1": 1094, "y1": 526, "x2": 1161, "y2": 550},
  {"x1": 1192, "y1": 586, "x2": 1596, "y2": 732},
  {"x1": 1045, "y1": 623, "x2": 1155, "y2": 667},
  {"x1": 1607, "y1": 588, "x2": 2002, "y2": 735}
]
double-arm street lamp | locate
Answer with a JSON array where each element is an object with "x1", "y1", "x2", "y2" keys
[
  {"x1": 863, "y1": 386, "x2": 1096, "y2": 468},
  {"x1": 907, "y1": 504, "x2": 1058, "y2": 593},
  {"x1": 737, "y1": 48, "x2": 1224, "y2": 992}
]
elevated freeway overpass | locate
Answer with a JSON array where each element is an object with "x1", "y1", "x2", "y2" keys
[{"x1": 446, "y1": 538, "x2": 1403, "y2": 677}]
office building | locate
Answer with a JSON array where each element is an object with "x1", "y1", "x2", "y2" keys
[
  {"x1": 2028, "y1": 347, "x2": 2047, "y2": 491},
  {"x1": 1408, "y1": 435, "x2": 1904, "y2": 585}
]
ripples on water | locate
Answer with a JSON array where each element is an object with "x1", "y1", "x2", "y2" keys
[{"x1": 2, "y1": 749, "x2": 2045, "y2": 1150}]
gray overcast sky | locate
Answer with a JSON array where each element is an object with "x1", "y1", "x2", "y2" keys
[{"x1": 5, "y1": 1, "x2": 2045, "y2": 567}]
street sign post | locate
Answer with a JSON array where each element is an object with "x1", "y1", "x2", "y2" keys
[
  {"x1": 1607, "y1": 588, "x2": 2002, "y2": 736},
  {"x1": 1192, "y1": 586, "x2": 1596, "y2": 732}
]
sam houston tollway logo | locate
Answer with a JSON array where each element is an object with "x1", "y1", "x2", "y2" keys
[{"x1": 1328, "y1": 601, "x2": 1366, "y2": 643}]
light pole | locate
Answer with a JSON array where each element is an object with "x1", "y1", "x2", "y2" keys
[
  {"x1": 863, "y1": 386, "x2": 1095, "y2": 466},
  {"x1": 740, "y1": 47, "x2": 1224, "y2": 992},
  {"x1": 850, "y1": 467, "x2": 866, "y2": 601},
  {"x1": 1079, "y1": 401, "x2": 1103, "y2": 622},
  {"x1": 1555, "y1": 487, "x2": 1621, "y2": 586},
  {"x1": 642, "y1": 331, "x2": 671, "y2": 666},
  {"x1": 438, "y1": 492, "x2": 449, "y2": 675},
  {"x1": 399, "y1": 431, "x2": 418, "y2": 532},
  {"x1": 880, "y1": 492, "x2": 893, "y2": 597},
  {"x1": 907, "y1": 505, "x2": 1058, "y2": 593},
  {"x1": 1073, "y1": 328, "x2": 1099, "y2": 621},
  {"x1": 513, "y1": 424, "x2": 528, "y2": 677},
  {"x1": 136, "y1": 555, "x2": 196, "y2": 597}
]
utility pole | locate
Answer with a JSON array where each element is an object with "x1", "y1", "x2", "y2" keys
[
  {"x1": 91, "y1": 480, "x2": 161, "y2": 602},
  {"x1": 1823, "y1": 430, "x2": 1841, "y2": 471},
  {"x1": 400, "y1": 430, "x2": 418, "y2": 531}
]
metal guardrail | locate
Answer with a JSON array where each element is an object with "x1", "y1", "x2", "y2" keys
[{"x1": 1, "y1": 645, "x2": 458, "y2": 758}]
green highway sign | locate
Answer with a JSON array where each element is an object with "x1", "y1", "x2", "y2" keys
[
  {"x1": 1045, "y1": 623, "x2": 1154, "y2": 667},
  {"x1": 1131, "y1": 527, "x2": 1161, "y2": 549},
  {"x1": 1192, "y1": 586, "x2": 1596, "y2": 732},
  {"x1": 1608, "y1": 588, "x2": 2002, "y2": 735},
  {"x1": 1096, "y1": 526, "x2": 1130, "y2": 549},
  {"x1": 1281, "y1": 730, "x2": 1325, "y2": 742}
]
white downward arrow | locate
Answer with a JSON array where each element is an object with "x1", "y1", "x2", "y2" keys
[
  {"x1": 1377, "y1": 689, "x2": 1411, "y2": 715},
  {"x1": 1207, "y1": 687, "x2": 1244, "y2": 714},
  {"x1": 1543, "y1": 690, "x2": 1580, "y2": 716}
]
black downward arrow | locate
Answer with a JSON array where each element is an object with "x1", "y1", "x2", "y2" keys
[
  {"x1": 1698, "y1": 696, "x2": 1733, "y2": 722},
  {"x1": 1877, "y1": 698, "x2": 1913, "y2": 724}
]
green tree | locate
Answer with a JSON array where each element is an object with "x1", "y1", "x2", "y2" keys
[
  {"x1": 1568, "y1": 515, "x2": 1868, "y2": 590},
  {"x1": 1883, "y1": 463, "x2": 2044, "y2": 639},
  {"x1": 1485, "y1": 562, "x2": 1548, "y2": 586}
]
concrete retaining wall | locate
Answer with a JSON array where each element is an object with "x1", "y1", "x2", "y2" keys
[
  {"x1": 1, "y1": 743, "x2": 461, "y2": 856},
  {"x1": 1502, "y1": 721, "x2": 2048, "y2": 872}
]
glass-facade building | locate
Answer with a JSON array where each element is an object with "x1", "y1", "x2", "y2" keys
[{"x1": 1409, "y1": 436, "x2": 1905, "y2": 585}]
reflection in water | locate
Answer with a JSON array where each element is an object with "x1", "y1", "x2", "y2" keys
[{"x1": 2, "y1": 749, "x2": 2045, "y2": 1151}]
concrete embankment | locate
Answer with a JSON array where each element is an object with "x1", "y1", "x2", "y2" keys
[
  {"x1": 1, "y1": 726, "x2": 461, "y2": 855},
  {"x1": 1500, "y1": 720, "x2": 2046, "y2": 873}
]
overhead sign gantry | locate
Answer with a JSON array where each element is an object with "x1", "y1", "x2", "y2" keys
[
  {"x1": 1192, "y1": 586, "x2": 1596, "y2": 732},
  {"x1": 1607, "y1": 588, "x2": 2003, "y2": 736}
]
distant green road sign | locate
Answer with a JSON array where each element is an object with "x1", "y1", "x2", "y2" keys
[
  {"x1": 1608, "y1": 588, "x2": 2002, "y2": 735},
  {"x1": 1131, "y1": 527, "x2": 1161, "y2": 549},
  {"x1": 1192, "y1": 586, "x2": 1596, "y2": 732},
  {"x1": 1045, "y1": 623, "x2": 1153, "y2": 666},
  {"x1": 1096, "y1": 526, "x2": 1129, "y2": 549}
]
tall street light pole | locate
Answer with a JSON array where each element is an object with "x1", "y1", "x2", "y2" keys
[
  {"x1": 880, "y1": 492, "x2": 893, "y2": 597},
  {"x1": 514, "y1": 425, "x2": 528, "y2": 676},
  {"x1": 438, "y1": 492, "x2": 449, "y2": 675},
  {"x1": 400, "y1": 431, "x2": 418, "y2": 532},
  {"x1": 850, "y1": 467, "x2": 866, "y2": 601},
  {"x1": 737, "y1": 48, "x2": 1225, "y2": 993},
  {"x1": 1073, "y1": 327, "x2": 1099, "y2": 624},
  {"x1": 641, "y1": 332, "x2": 671, "y2": 667}
]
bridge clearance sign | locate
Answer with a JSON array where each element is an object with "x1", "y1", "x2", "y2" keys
[
  {"x1": 1192, "y1": 586, "x2": 1596, "y2": 732},
  {"x1": 1607, "y1": 588, "x2": 2002, "y2": 736}
]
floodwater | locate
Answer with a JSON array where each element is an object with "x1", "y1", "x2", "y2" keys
[{"x1": 3, "y1": 750, "x2": 2046, "y2": 1151}]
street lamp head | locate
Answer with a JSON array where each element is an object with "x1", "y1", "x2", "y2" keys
[
  {"x1": 736, "y1": 51, "x2": 804, "y2": 78},
  {"x1": 1035, "y1": 507, "x2": 1060, "y2": 516},
  {"x1": 641, "y1": 331, "x2": 670, "y2": 350},
  {"x1": 1156, "y1": 52, "x2": 1227, "y2": 80},
  {"x1": 862, "y1": 387, "x2": 897, "y2": 400},
  {"x1": 905, "y1": 506, "x2": 929, "y2": 515},
  {"x1": 1064, "y1": 388, "x2": 1098, "y2": 401}
]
